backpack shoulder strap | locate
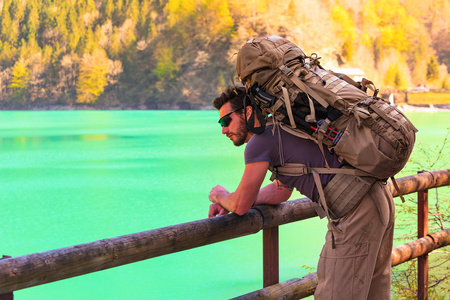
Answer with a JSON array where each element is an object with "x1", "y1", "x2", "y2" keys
[
  {"x1": 279, "y1": 65, "x2": 330, "y2": 109},
  {"x1": 276, "y1": 121, "x2": 316, "y2": 142}
]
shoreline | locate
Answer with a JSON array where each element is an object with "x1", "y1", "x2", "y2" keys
[
  {"x1": 0, "y1": 104, "x2": 449, "y2": 112},
  {"x1": 0, "y1": 104, "x2": 214, "y2": 111},
  {"x1": 396, "y1": 104, "x2": 450, "y2": 113}
]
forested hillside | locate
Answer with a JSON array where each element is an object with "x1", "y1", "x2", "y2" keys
[{"x1": 0, "y1": 0, "x2": 448, "y2": 109}]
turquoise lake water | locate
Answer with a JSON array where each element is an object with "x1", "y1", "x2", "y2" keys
[{"x1": 0, "y1": 111, "x2": 448, "y2": 299}]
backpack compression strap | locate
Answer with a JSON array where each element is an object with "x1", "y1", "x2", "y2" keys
[
  {"x1": 269, "y1": 163, "x2": 375, "y2": 225},
  {"x1": 279, "y1": 65, "x2": 330, "y2": 115},
  {"x1": 277, "y1": 65, "x2": 339, "y2": 167}
]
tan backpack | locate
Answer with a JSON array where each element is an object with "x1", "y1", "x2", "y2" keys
[{"x1": 235, "y1": 36, "x2": 417, "y2": 221}]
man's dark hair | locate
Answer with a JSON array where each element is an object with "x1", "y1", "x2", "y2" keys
[{"x1": 212, "y1": 86, "x2": 249, "y2": 111}]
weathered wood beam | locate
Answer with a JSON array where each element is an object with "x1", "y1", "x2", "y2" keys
[
  {"x1": 231, "y1": 273, "x2": 318, "y2": 300},
  {"x1": 417, "y1": 183, "x2": 429, "y2": 300},
  {"x1": 0, "y1": 199, "x2": 318, "y2": 294},
  {"x1": 391, "y1": 229, "x2": 450, "y2": 266},
  {"x1": 387, "y1": 169, "x2": 450, "y2": 197},
  {"x1": 0, "y1": 256, "x2": 13, "y2": 300},
  {"x1": 263, "y1": 227, "x2": 279, "y2": 288}
]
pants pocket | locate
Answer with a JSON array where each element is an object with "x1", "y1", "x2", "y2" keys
[{"x1": 316, "y1": 241, "x2": 369, "y2": 300}]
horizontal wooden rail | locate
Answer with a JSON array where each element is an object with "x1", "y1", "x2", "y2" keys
[
  {"x1": 0, "y1": 169, "x2": 448, "y2": 295},
  {"x1": 233, "y1": 229, "x2": 450, "y2": 300},
  {"x1": 231, "y1": 274, "x2": 319, "y2": 300},
  {"x1": 391, "y1": 229, "x2": 450, "y2": 266},
  {"x1": 0, "y1": 199, "x2": 318, "y2": 294},
  {"x1": 387, "y1": 169, "x2": 450, "y2": 197}
]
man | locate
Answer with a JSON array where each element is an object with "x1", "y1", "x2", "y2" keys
[{"x1": 208, "y1": 86, "x2": 395, "y2": 299}]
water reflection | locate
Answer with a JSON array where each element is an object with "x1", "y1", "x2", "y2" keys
[{"x1": 0, "y1": 134, "x2": 141, "y2": 145}]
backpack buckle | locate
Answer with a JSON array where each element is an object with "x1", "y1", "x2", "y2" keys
[
  {"x1": 269, "y1": 166, "x2": 279, "y2": 181},
  {"x1": 272, "y1": 81, "x2": 285, "y2": 94},
  {"x1": 280, "y1": 66, "x2": 294, "y2": 77}
]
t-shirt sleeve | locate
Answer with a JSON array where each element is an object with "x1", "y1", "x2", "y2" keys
[{"x1": 244, "y1": 133, "x2": 273, "y2": 164}]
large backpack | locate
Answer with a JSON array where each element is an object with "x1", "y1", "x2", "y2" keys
[{"x1": 235, "y1": 36, "x2": 417, "y2": 220}]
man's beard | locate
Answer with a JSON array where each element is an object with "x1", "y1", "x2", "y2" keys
[{"x1": 231, "y1": 119, "x2": 249, "y2": 146}]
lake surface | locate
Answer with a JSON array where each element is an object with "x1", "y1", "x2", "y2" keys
[{"x1": 0, "y1": 111, "x2": 448, "y2": 299}]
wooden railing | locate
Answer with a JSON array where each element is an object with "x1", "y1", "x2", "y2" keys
[
  {"x1": 232, "y1": 228, "x2": 450, "y2": 300},
  {"x1": 0, "y1": 169, "x2": 449, "y2": 299}
]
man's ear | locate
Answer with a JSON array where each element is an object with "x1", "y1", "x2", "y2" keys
[{"x1": 245, "y1": 106, "x2": 252, "y2": 121}]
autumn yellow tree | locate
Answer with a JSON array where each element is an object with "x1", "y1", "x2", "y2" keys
[
  {"x1": 76, "y1": 49, "x2": 109, "y2": 104},
  {"x1": 384, "y1": 63, "x2": 408, "y2": 90},
  {"x1": 331, "y1": 4, "x2": 357, "y2": 62},
  {"x1": 153, "y1": 45, "x2": 178, "y2": 81},
  {"x1": 200, "y1": 0, "x2": 234, "y2": 37},
  {"x1": 165, "y1": 0, "x2": 196, "y2": 28},
  {"x1": 10, "y1": 58, "x2": 30, "y2": 103}
]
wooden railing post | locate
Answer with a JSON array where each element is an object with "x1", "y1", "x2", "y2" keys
[
  {"x1": 263, "y1": 227, "x2": 279, "y2": 288},
  {"x1": 0, "y1": 256, "x2": 13, "y2": 300},
  {"x1": 417, "y1": 170, "x2": 429, "y2": 300}
]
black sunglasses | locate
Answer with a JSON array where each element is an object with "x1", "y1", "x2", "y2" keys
[{"x1": 218, "y1": 108, "x2": 243, "y2": 127}]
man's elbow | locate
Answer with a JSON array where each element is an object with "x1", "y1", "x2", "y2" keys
[
  {"x1": 232, "y1": 202, "x2": 252, "y2": 216},
  {"x1": 234, "y1": 208, "x2": 248, "y2": 216}
]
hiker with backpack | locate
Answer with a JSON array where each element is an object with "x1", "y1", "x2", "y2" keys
[
  {"x1": 209, "y1": 85, "x2": 394, "y2": 299},
  {"x1": 209, "y1": 36, "x2": 417, "y2": 299}
]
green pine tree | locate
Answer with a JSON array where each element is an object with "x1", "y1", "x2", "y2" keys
[
  {"x1": 67, "y1": 7, "x2": 81, "y2": 52},
  {"x1": 83, "y1": 27, "x2": 97, "y2": 54},
  {"x1": 427, "y1": 56, "x2": 440, "y2": 81},
  {"x1": 100, "y1": 0, "x2": 115, "y2": 22},
  {"x1": 108, "y1": 26, "x2": 121, "y2": 59},
  {"x1": 0, "y1": 0, "x2": 15, "y2": 45},
  {"x1": 126, "y1": 0, "x2": 140, "y2": 23},
  {"x1": 0, "y1": 41, "x2": 15, "y2": 68},
  {"x1": 137, "y1": 0, "x2": 151, "y2": 37},
  {"x1": 24, "y1": 0, "x2": 40, "y2": 42}
]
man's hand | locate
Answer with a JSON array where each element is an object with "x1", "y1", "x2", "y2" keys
[
  {"x1": 209, "y1": 185, "x2": 230, "y2": 203},
  {"x1": 208, "y1": 203, "x2": 229, "y2": 217},
  {"x1": 207, "y1": 162, "x2": 269, "y2": 216}
]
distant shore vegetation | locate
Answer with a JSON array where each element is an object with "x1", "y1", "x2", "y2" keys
[{"x1": 0, "y1": 0, "x2": 449, "y2": 109}]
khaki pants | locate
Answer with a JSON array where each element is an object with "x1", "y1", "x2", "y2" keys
[{"x1": 315, "y1": 182, "x2": 395, "y2": 300}]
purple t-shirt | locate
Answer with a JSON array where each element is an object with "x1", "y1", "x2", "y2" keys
[{"x1": 245, "y1": 125, "x2": 342, "y2": 202}]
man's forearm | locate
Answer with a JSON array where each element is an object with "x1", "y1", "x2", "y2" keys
[{"x1": 254, "y1": 181, "x2": 293, "y2": 206}]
